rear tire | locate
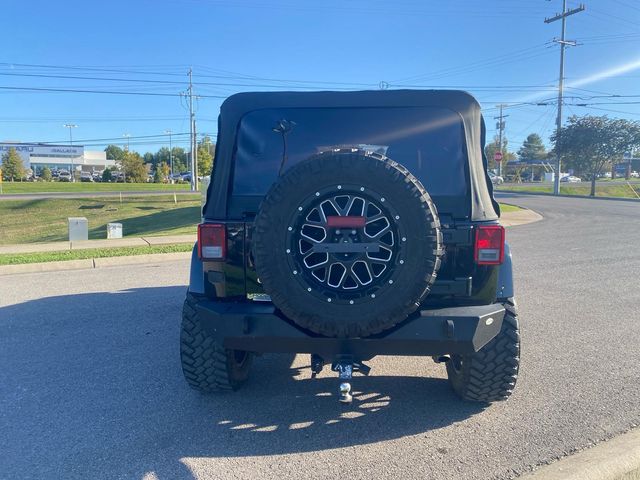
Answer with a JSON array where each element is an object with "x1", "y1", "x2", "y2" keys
[
  {"x1": 446, "y1": 298, "x2": 520, "y2": 402},
  {"x1": 180, "y1": 293, "x2": 253, "y2": 392}
]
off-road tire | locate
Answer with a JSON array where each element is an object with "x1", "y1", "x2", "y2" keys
[
  {"x1": 253, "y1": 149, "x2": 442, "y2": 338},
  {"x1": 446, "y1": 298, "x2": 520, "y2": 402},
  {"x1": 180, "y1": 293, "x2": 253, "y2": 392}
]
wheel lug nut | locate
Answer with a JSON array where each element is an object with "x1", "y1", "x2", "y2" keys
[{"x1": 351, "y1": 230, "x2": 356, "y2": 235}]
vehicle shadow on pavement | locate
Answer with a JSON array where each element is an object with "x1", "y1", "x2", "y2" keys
[{"x1": 0, "y1": 286, "x2": 485, "y2": 480}]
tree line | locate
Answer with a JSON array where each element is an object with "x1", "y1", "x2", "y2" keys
[
  {"x1": 484, "y1": 115, "x2": 640, "y2": 195},
  {"x1": 1, "y1": 135, "x2": 215, "y2": 183},
  {"x1": 103, "y1": 135, "x2": 215, "y2": 183}
]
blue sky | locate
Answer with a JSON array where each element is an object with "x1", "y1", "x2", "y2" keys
[{"x1": 1, "y1": 0, "x2": 639, "y2": 154}]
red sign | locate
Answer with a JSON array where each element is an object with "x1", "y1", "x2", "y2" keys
[{"x1": 494, "y1": 152, "x2": 503, "y2": 162}]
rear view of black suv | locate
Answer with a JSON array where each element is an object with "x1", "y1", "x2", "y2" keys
[{"x1": 182, "y1": 90, "x2": 520, "y2": 404}]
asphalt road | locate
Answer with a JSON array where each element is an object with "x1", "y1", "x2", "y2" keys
[{"x1": 1, "y1": 194, "x2": 639, "y2": 480}]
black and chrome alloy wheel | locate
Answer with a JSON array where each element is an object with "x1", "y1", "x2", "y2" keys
[{"x1": 285, "y1": 184, "x2": 406, "y2": 304}]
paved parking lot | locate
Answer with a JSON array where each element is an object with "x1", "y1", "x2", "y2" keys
[{"x1": 1, "y1": 194, "x2": 639, "y2": 480}]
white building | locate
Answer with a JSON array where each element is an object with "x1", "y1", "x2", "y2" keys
[{"x1": 0, "y1": 142, "x2": 115, "y2": 175}]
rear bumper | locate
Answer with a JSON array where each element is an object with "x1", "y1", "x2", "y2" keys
[{"x1": 195, "y1": 300, "x2": 505, "y2": 359}]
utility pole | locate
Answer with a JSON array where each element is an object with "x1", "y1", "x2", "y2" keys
[
  {"x1": 187, "y1": 68, "x2": 197, "y2": 191},
  {"x1": 64, "y1": 124, "x2": 77, "y2": 182},
  {"x1": 165, "y1": 129, "x2": 173, "y2": 178},
  {"x1": 123, "y1": 133, "x2": 131, "y2": 151},
  {"x1": 494, "y1": 105, "x2": 508, "y2": 177},
  {"x1": 545, "y1": 0, "x2": 585, "y2": 195}
]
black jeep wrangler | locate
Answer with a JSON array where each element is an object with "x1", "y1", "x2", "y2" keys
[{"x1": 182, "y1": 90, "x2": 520, "y2": 403}]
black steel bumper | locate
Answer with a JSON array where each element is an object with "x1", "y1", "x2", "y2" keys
[{"x1": 196, "y1": 301, "x2": 505, "y2": 359}]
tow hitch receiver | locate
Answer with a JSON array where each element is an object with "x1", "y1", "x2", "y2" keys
[{"x1": 329, "y1": 357, "x2": 371, "y2": 404}]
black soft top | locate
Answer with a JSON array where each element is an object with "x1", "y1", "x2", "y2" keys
[{"x1": 205, "y1": 89, "x2": 499, "y2": 221}]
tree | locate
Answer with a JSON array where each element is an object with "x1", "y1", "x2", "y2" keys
[
  {"x1": 171, "y1": 147, "x2": 188, "y2": 173},
  {"x1": 143, "y1": 152, "x2": 155, "y2": 166},
  {"x1": 41, "y1": 167, "x2": 52, "y2": 182},
  {"x1": 517, "y1": 133, "x2": 547, "y2": 161},
  {"x1": 153, "y1": 167, "x2": 164, "y2": 183},
  {"x1": 104, "y1": 144, "x2": 125, "y2": 161},
  {"x1": 119, "y1": 151, "x2": 147, "y2": 183},
  {"x1": 485, "y1": 136, "x2": 516, "y2": 170},
  {"x1": 1, "y1": 147, "x2": 26, "y2": 181},
  {"x1": 552, "y1": 115, "x2": 640, "y2": 196},
  {"x1": 153, "y1": 162, "x2": 170, "y2": 183},
  {"x1": 102, "y1": 168, "x2": 113, "y2": 182},
  {"x1": 159, "y1": 161, "x2": 170, "y2": 179},
  {"x1": 197, "y1": 136, "x2": 215, "y2": 177}
]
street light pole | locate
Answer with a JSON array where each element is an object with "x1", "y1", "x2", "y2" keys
[
  {"x1": 64, "y1": 124, "x2": 77, "y2": 182},
  {"x1": 122, "y1": 133, "x2": 131, "y2": 183},
  {"x1": 165, "y1": 129, "x2": 173, "y2": 177}
]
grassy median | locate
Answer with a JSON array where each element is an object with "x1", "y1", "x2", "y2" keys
[
  {"x1": 0, "y1": 195, "x2": 201, "y2": 244},
  {"x1": 0, "y1": 182, "x2": 192, "y2": 194},
  {"x1": 0, "y1": 244, "x2": 193, "y2": 265},
  {"x1": 496, "y1": 183, "x2": 640, "y2": 199}
]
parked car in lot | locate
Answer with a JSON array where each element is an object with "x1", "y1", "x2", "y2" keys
[
  {"x1": 58, "y1": 170, "x2": 72, "y2": 182},
  {"x1": 80, "y1": 171, "x2": 93, "y2": 182},
  {"x1": 560, "y1": 175, "x2": 582, "y2": 183},
  {"x1": 631, "y1": 171, "x2": 639, "y2": 178},
  {"x1": 488, "y1": 171, "x2": 504, "y2": 185}
]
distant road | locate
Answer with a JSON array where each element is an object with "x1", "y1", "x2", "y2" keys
[{"x1": 0, "y1": 191, "x2": 200, "y2": 200}]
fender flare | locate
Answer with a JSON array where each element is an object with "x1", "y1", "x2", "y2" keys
[
  {"x1": 496, "y1": 242, "x2": 514, "y2": 300},
  {"x1": 188, "y1": 243, "x2": 205, "y2": 294}
]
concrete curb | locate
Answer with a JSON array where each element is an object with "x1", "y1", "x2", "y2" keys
[
  {"x1": 0, "y1": 252, "x2": 191, "y2": 276},
  {"x1": 500, "y1": 208, "x2": 543, "y2": 227},
  {"x1": 519, "y1": 428, "x2": 640, "y2": 480},
  {"x1": 0, "y1": 234, "x2": 196, "y2": 255}
]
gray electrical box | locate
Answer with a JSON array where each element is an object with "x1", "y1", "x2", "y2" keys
[
  {"x1": 68, "y1": 217, "x2": 88, "y2": 241},
  {"x1": 107, "y1": 223, "x2": 123, "y2": 239}
]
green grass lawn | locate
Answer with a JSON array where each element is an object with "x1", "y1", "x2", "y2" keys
[
  {"x1": 0, "y1": 195, "x2": 201, "y2": 244},
  {"x1": 499, "y1": 203, "x2": 521, "y2": 213},
  {"x1": 0, "y1": 181, "x2": 193, "y2": 194},
  {"x1": 0, "y1": 244, "x2": 193, "y2": 265},
  {"x1": 497, "y1": 183, "x2": 640, "y2": 199}
]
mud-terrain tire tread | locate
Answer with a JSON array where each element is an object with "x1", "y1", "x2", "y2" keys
[
  {"x1": 446, "y1": 298, "x2": 520, "y2": 403},
  {"x1": 253, "y1": 150, "x2": 442, "y2": 338},
  {"x1": 180, "y1": 293, "x2": 253, "y2": 392}
]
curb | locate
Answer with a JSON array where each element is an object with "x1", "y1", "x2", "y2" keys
[
  {"x1": 519, "y1": 427, "x2": 640, "y2": 480},
  {"x1": 500, "y1": 207, "x2": 543, "y2": 227},
  {"x1": 0, "y1": 235, "x2": 196, "y2": 255},
  {"x1": 0, "y1": 252, "x2": 191, "y2": 276},
  {"x1": 497, "y1": 189, "x2": 640, "y2": 203}
]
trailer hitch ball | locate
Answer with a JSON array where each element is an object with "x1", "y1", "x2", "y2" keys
[{"x1": 339, "y1": 382, "x2": 353, "y2": 404}]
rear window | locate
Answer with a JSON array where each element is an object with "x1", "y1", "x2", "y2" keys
[{"x1": 232, "y1": 106, "x2": 468, "y2": 197}]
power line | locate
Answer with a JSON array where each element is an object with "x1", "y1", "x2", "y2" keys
[{"x1": 0, "y1": 85, "x2": 226, "y2": 98}]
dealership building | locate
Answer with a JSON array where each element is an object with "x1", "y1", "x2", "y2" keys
[{"x1": 0, "y1": 142, "x2": 115, "y2": 175}]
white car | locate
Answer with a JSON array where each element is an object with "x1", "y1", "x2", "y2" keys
[
  {"x1": 488, "y1": 172, "x2": 504, "y2": 185},
  {"x1": 631, "y1": 171, "x2": 639, "y2": 178},
  {"x1": 58, "y1": 170, "x2": 72, "y2": 182},
  {"x1": 560, "y1": 175, "x2": 581, "y2": 183}
]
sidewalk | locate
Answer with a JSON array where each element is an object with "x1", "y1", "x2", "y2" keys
[
  {"x1": 0, "y1": 208, "x2": 540, "y2": 257},
  {"x1": 0, "y1": 234, "x2": 196, "y2": 255}
]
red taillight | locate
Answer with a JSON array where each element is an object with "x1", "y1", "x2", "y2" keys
[
  {"x1": 198, "y1": 223, "x2": 226, "y2": 260},
  {"x1": 474, "y1": 225, "x2": 505, "y2": 265}
]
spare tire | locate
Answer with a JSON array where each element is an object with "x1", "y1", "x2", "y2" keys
[{"x1": 253, "y1": 149, "x2": 442, "y2": 338}]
